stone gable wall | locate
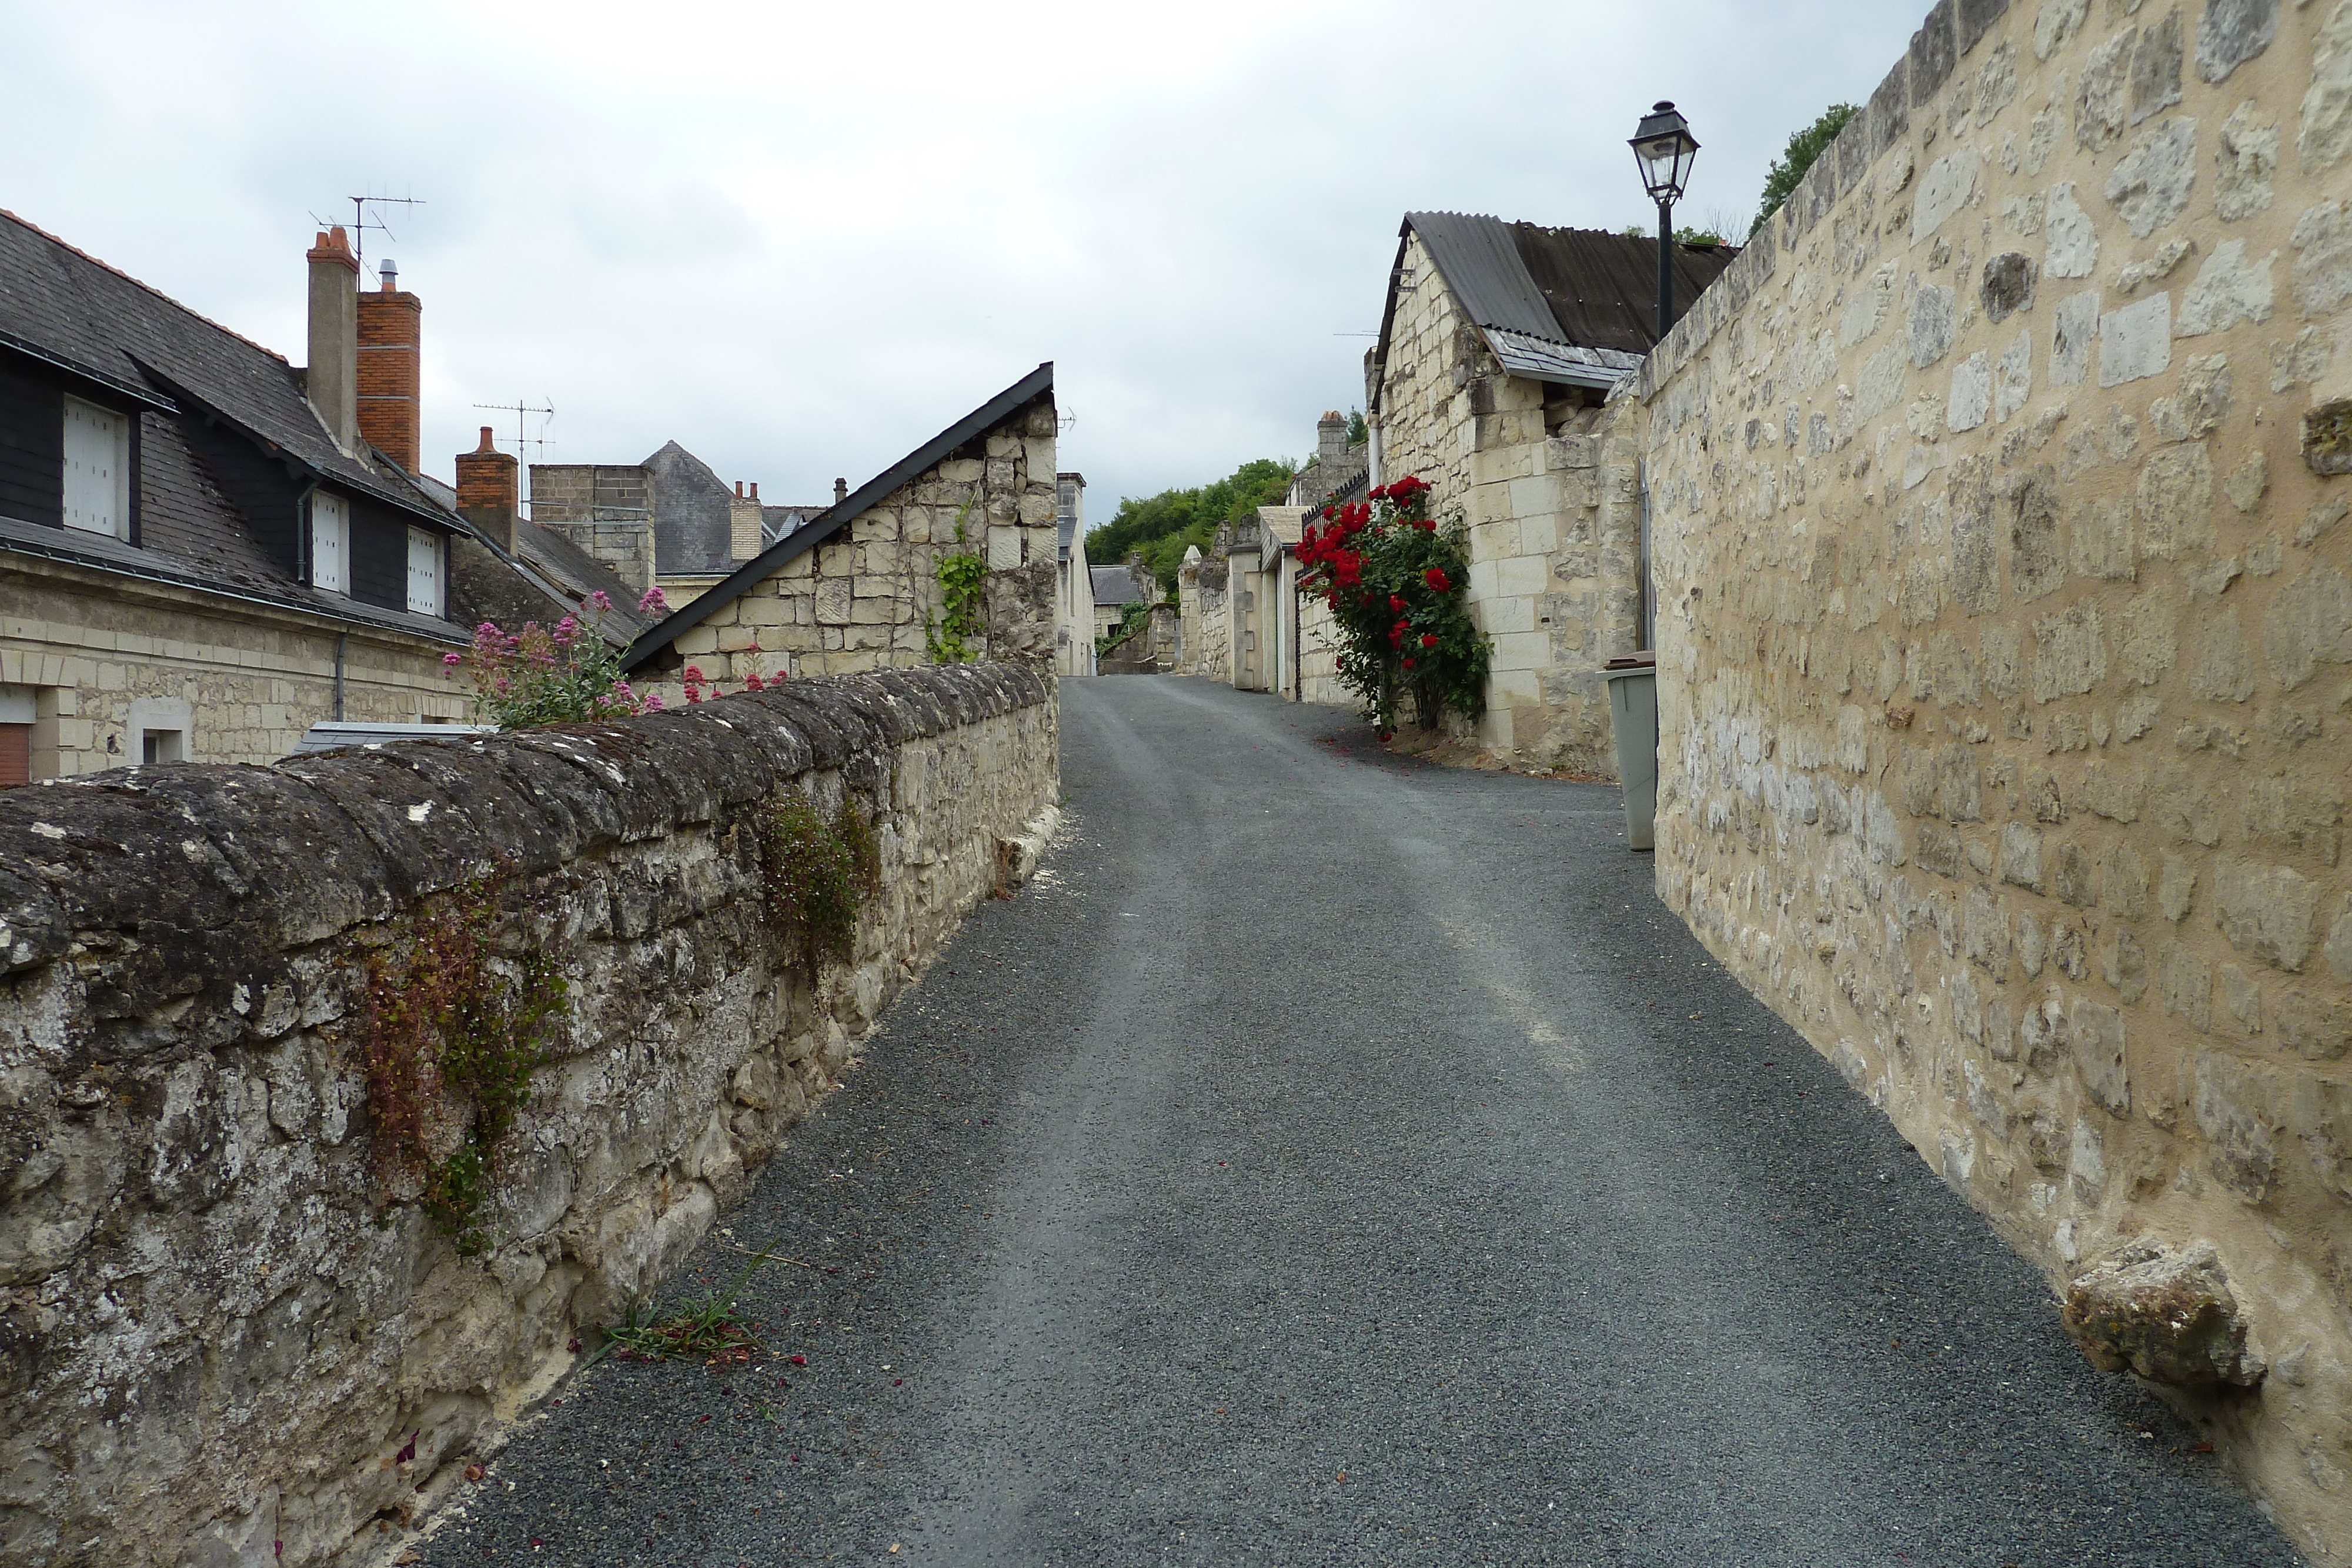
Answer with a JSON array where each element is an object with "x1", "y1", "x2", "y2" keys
[
  {"x1": 1610, "y1": 0, "x2": 2352, "y2": 1552},
  {"x1": 0, "y1": 664, "x2": 1056, "y2": 1566},
  {"x1": 659, "y1": 400, "x2": 1058, "y2": 685},
  {"x1": 1371, "y1": 230, "x2": 1641, "y2": 774}
]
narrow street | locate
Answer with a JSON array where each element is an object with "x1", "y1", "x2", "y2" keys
[{"x1": 421, "y1": 677, "x2": 2298, "y2": 1567}]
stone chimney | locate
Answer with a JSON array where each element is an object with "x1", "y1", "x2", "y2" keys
[
  {"x1": 729, "y1": 481, "x2": 763, "y2": 560},
  {"x1": 1317, "y1": 409, "x2": 1347, "y2": 466},
  {"x1": 305, "y1": 227, "x2": 360, "y2": 454},
  {"x1": 833, "y1": 477, "x2": 848, "y2": 506},
  {"x1": 356, "y1": 258, "x2": 422, "y2": 472},
  {"x1": 455, "y1": 426, "x2": 519, "y2": 553}
]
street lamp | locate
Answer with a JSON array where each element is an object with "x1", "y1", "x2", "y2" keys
[{"x1": 1629, "y1": 100, "x2": 1700, "y2": 343}]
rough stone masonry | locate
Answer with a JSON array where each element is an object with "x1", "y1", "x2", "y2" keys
[
  {"x1": 0, "y1": 664, "x2": 1057, "y2": 1566},
  {"x1": 1602, "y1": 0, "x2": 2352, "y2": 1556}
]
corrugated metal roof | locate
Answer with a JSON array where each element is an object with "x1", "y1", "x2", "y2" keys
[{"x1": 1388, "y1": 213, "x2": 1739, "y2": 393}]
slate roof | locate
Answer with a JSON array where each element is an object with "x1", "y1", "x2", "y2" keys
[
  {"x1": 1091, "y1": 566, "x2": 1145, "y2": 607},
  {"x1": 0, "y1": 209, "x2": 608, "y2": 646},
  {"x1": 623, "y1": 363, "x2": 1053, "y2": 674},
  {"x1": 642, "y1": 440, "x2": 737, "y2": 576},
  {"x1": 1377, "y1": 214, "x2": 1737, "y2": 393}
]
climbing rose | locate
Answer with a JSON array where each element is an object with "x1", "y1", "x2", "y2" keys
[
  {"x1": 1388, "y1": 594, "x2": 1406, "y2": 613},
  {"x1": 1421, "y1": 633, "x2": 1438, "y2": 648},
  {"x1": 1424, "y1": 567, "x2": 1451, "y2": 593}
]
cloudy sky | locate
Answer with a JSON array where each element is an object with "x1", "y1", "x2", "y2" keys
[{"x1": 4, "y1": 0, "x2": 1921, "y2": 523}]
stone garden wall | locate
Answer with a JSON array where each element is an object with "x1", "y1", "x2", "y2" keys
[
  {"x1": 1608, "y1": 0, "x2": 2352, "y2": 1553},
  {"x1": 0, "y1": 664, "x2": 1057, "y2": 1566}
]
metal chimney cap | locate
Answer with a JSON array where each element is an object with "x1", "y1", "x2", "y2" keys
[{"x1": 378, "y1": 258, "x2": 399, "y2": 286}]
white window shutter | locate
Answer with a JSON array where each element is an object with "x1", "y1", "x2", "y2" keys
[
  {"x1": 311, "y1": 493, "x2": 349, "y2": 593},
  {"x1": 406, "y1": 526, "x2": 441, "y2": 616},
  {"x1": 62, "y1": 397, "x2": 128, "y2": 538}
]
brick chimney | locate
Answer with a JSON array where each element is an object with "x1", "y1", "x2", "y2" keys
[
  {"x1": 455, "y1": 426, "x2": 519, "y2": 553},
  {"x1": 305, "y1": 227, "x2": 360, "y2": 454},
  {"x1": 1317, "y1": 409, "x2": 1347, "y2": 466},
  {"x1": 356, "y1": 258, "x2": 421, "y2": 471}
]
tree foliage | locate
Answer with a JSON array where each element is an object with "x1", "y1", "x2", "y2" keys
[
  {"x1": 1084, "y1": 456, "x2": 1297, "y2": 598},
  {"x1": 1619, "y1": 223, "x2": 1728, "y2": 246},
  {"x1": 1751, "y1": 102, "x2": 1862, "y2": 236}
]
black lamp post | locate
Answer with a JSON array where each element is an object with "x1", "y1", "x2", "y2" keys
[{"x1": 1629, "y1": 101, "x2": 1700, "y2": 343}]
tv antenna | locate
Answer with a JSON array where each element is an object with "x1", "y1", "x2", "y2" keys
[
  {"x1": 306, "y1": 191, "x2": 427, "y2": 265},
  {"x1": 1055, "y1": 406, "x2": 1077, "y2": 435},
  {"x1": 473, "y1": 399, "x2": 556, "y2": 463}
]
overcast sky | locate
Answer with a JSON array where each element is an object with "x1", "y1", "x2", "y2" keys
[{"x1": 4, "y1": 1, "x2": 1922, "y2": 525}]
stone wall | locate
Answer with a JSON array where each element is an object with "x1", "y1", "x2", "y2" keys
[
  {"x1": 1175, "y1": 547, "x2": 1231, "y2": 682},
  {"x1": 0, "y1": 664, "x2": 1057, "y2": 1566},
  {"x1": 0, "y1": 554, "x2": 468, "y2": 774},
  {"x1": 658, "y1": 404, "x2": 1058, "y2": 685},
  {"x1": 1611, "y1": 0, "x2": 2352, "y2": 1552},
  {"x1": 1369, "y1": 231, "x2": 1639, "y2": 776}
]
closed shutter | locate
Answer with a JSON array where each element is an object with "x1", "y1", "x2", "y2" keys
[
  {"x1": 0, "y1": 724, "x2": 26, "y2": 787},
  {"x1": 62, "y1": 397, "x2": 126, "y2": 537},
  {"x1": 405, "y1": 526, "x2": 440, "y2": 616},
  {"x1": 312, "y1": 493, "x2": 349, "y2": 593}
]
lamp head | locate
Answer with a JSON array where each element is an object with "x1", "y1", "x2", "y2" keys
[{"x1": 1630, "y1": 100, "x2": 1699, "y2": 203}]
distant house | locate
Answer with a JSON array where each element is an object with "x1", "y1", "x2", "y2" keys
[
  {"x1": 0, "y1": 213, "x2": 620, "y2": 779},
  {"x1": 1055, "y1": 471, "x2": 1094, "y2": 676},
  {"x1": 529, "y1": 444, "x2": 828, "y2": 610},
  {"x1": 622, "y1": 365, "x2": 1059, "y2": 686},
  {"x1": 1366, "y1": 213, "x2": 1733, "y2": 769},
  {"x1": 1288, "y1": 410, "x2": 1370, "y2": 511},
  {"x1": 1090, "y1": 561, "x2": 1149, "y2": 646}
]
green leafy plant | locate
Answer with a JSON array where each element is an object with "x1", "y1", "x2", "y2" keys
[
  {"x1": 756, "y1": 790, "x2": 877, "y2": 967},
  {"x1": 360, "y1": 864, "x2": 569, "y2": 1255},
  {"x1": 456, "y1": 589, "x2": 669, "y2": 727},
  {"x1": 594, "y1": 1242, "x2": 782, "y2": 1366},
  {"x1": 926, "y1": 494, "x2": 988, "y2": 664},
  {"x1": 1083, "y1": 456, "x2": 1298, "y2": 597},
  {"x1": 1296, "y1": 476, "x2": 1491, "y2": 737},
  {"x1": 1752, "y1": 102, "x2": 1862, "y2": 236}
]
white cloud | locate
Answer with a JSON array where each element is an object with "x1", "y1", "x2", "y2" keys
[{"x1": 1, "y1": 0, "x2": 1919, "y2": 516}]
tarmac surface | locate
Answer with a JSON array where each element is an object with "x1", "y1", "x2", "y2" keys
[{"x1": 417, "y1": 676, "x2": 2302, "y2": 1567}]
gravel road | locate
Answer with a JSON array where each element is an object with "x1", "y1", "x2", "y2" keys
[{"x1": 417, "y1": 676, "x2": 2300, "y2": 1568}]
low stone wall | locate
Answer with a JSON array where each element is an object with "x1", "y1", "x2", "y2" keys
[
  {"x1": 1613, "y1": 0, "x2": 2352, "y2": 1553},
  {"x1": 0, "y1": 664, "x2": 1056, "y2": 1566}
]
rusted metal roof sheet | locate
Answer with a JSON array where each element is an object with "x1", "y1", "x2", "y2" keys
[{"x1": 1389, "y1": 213, "x2": 1738, "y2": 392}]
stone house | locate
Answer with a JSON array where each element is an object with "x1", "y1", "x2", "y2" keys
[
  {"x1": 529, "y1": 444, "x2": 827, "y2": 609},
  {"x1": 1091, "y1": 560, "x2": 1149, "y2": 646},
  {"x1": 0, "y1": 213, "x2": 616, "y2": 777},
  {"x1": 1365, "y1": 214, "x2": 1733, "y2": 771},
  {"x1": 621, "y1": 363, "x2": 1058, "y2": 686},
  {"x1": 1055, "y1": 470, "x2": 1096, "y2": 675},
  {"x1": 1582, "y1": 1, "x2": 2352, "y2": 1554}
]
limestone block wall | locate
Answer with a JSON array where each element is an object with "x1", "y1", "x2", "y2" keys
[
  {"x1": 0, "y1": 556, "x2": 469, "y2": 774},
  {"x1": 662, "y1": 404, "x2": 1058, "y2": 684},
  {"x1": 1613, "y1": 0, "x2": 2352, "y2": 1552},
  {"x1": 1176, "y1": 553, "x2": 1231, "y2": 682},
  {"x1": 1297, "y1": 589, "x2": 1348, "y2": 707},
  {"x1": 1371, "y1": 230, "x2": 1639, "y2": 774},
  {"x1": 0, "y1": 664, "x2": 1056, "y2": 1566}
]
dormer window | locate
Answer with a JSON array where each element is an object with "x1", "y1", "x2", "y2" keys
[
  {"x1": 310, "y1": 491, "x2": 349, "y2": 593},
  {"x1": 405, "y1": 525, "x2": 442, "y2": 616},
  {"x1": 62, "y1": 396, "x2": 128, "y2": 539}
]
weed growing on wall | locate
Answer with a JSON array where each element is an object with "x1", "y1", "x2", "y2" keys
[
  {"x1": 925, "y1": 493, "x2": 988, "y2": 664},
  {"x1": 360, "y1": 865, "x2": 570, "y2": 1255},
  {"x1": 756, "y1": 790, "x2": 880, "y2": 967},
  {"x1": 1297, "y1": 476, "x2": 1490, "y2": 734}
]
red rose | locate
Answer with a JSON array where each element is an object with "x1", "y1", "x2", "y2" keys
[
  {"x1": 1423, "y1": 567, "x2": 1451, "y2": 593},
  {"x1": 1388, "y1": 594, "x2": 1406, "y2": 613},
  {"x1": 1421, "y1": 633, "x2": 1438, "y2": 647}
]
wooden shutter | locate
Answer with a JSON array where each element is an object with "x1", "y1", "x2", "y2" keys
[
  {"x1": 405, "y1": 526, "x2": 440, "y2": 616},
  {"x1": 0, "y1": 724, "x2": 29, "y2": 787},
  {"x1": 62, "y1": 397, "x2": 126, "y2": 537}
]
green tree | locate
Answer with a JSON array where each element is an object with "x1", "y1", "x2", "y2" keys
[
  {"x1": 1620, "y1": 223, "x2": 1728, "y2": 246},
  {"x1": 1345, "y1": 409, "x2": 1368, "y2": 447},
  {"x1": 1750, "y1": 102, "x2": 1862, "y2": 237},
  {"x1": 1085, "y1": 456, "x2": 1297, "y2": 597}
]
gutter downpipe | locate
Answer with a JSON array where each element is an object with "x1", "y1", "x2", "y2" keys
[{"x1": 334, "y1": 633, "x2": 348, "y2": 721}]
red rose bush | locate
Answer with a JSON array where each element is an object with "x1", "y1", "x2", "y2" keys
[{"x1": 1295, "y1": 474, "x2": 1490, "y2": 736}]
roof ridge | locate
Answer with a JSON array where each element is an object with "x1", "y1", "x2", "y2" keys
[{"x1": 1, "y1": 207, "x2": 292, "y2": 365}]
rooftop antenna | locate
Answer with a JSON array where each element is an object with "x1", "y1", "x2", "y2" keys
[
  {"x1": 1055, "y1": 406, "x2": 1077, "y2": 435},
  {"x1": 473, "y1": 399, "x2": 556, "y2": 514},
  {"x1": 347, "y1": 191, "x2": 425, "y2": 266}
]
